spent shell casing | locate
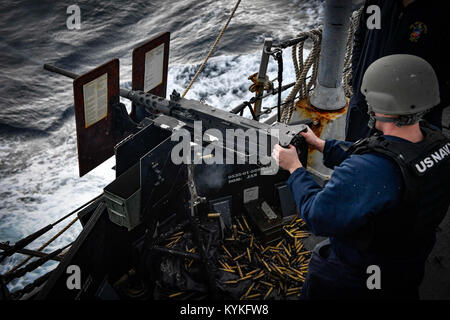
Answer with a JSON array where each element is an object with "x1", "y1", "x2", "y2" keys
[
  {"x1": 246, "y1": 268, "x2": 260, "y2": 276},
  {"x1": 233, "y1": 252, "x2": 246, "y2": 261},
  {"x1": 264, "y1": 287, "x2": 273, "y2": 300},
  {"x1": 237, "y1": 262, "x2": 244, "y2": 278},
  {"x1": 242, "y1": 215, "x2": 251, "y2": 231},
  {"x1": 207, "y1": 213, "x2": 221, "y2": 218},
  {"x1": 224, "y1": 280, "x2": 238, "y2": 284},
  {"x1": 238, "y1": 275, "x2": 252, "y2": 282},
  {"x1": 222, "y1": 245, "x2": 232, "y2": 257},
  {"x1": 283, "y1": 245, "x2": 291, "y2": 257},
  {"x1": 254, "y1": 271, "x2": 265, "y2": 280},
  {"x1": 244, "y1": 282, "x2": 255, "y2": 297},
  {"x1": 237, "y1": 219, "x2": 244, "y2": 232},
  {"x1": 169, "y1": 292, "x2": 184, "y2": 298},
  {"x1": 262, "y1": 259, "x2": 271, "y2": 272}
]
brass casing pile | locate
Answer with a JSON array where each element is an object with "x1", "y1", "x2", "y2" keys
[{"x1": 218, "y1": 215, "x2": 311, "y2": 300}]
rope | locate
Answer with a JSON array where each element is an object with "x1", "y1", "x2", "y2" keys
[
  {"x1": 280, "y1": 28, "x2": 322, "y2": 123},
  {"x1": 343, "y1": 7, "x2": 364, "y2": 98},
  {"x1": 181, "y1": 0, "x2": 242, "y2": 98},
  {"x1": 7, "y1": 217, "x2": 78, "y2": 274},
  {"x1": 280, "y1": 7, "x2": 363, "y2": 123}
]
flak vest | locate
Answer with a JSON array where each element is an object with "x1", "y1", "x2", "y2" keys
[{"x1": 344, "y1": 123, "x2": 450, "y2": 256}]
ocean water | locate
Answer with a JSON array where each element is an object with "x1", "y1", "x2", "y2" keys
[{"x1": 0, "y1": 0, "x2": 323, "y2": 291}]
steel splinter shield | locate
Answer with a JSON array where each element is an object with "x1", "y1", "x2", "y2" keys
[{"x1": 73, "y1": 59, "x2": 120, "y2": 177}]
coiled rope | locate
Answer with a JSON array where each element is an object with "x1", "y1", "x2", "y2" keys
[
  {"x1": 280, "y1": 28, "x2": 322, "y2": 123},
  {"x1": 182, "y1": 0, "x2": 242, "y2": 98},
  {"x1": 343, "y1": 7, "x2": 364, "y2": 98},
  {"x1": 280, "y1": 7, "x2": 363, "y2": 123}
]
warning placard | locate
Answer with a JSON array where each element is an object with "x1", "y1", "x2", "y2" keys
[
  {"x1": 83, "y1": 73, "x2": 108, "y2": 128},
  {"x1": 144, "y1": 43, "x2": 164, "y2": 92}
]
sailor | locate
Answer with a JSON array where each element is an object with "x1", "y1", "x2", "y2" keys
[
  {"x1": 345, "y1": 0, "x2": 450, "y2": 142},
  {"x1": 272, "y1": 54, "x2": 450, "y2": 299}
]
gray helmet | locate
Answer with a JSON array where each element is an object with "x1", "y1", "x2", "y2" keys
[{"x1": 361, "y1": 54, "x2": 440, "y2": 117}]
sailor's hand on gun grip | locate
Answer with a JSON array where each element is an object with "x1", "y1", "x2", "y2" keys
[
  {"x1": 300, "y1": 125, "x2": 325, "y2": 153},
  {"x1": 272, "y1": 144, "x2": 302, "y2": 174}
]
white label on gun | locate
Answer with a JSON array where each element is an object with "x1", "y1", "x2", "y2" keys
[
  {"x1": 83, "y1": 73, "x2": 108, "y2": 128},
  {"x1": 243, "y1": 186, "x2": 259, "y2": 204},
  {"x1": 261, "y1": 201, "x2": 277, "y2": 220},
  {"x1": 144, "y1": 43, "x2": 164, "y2": 92}
]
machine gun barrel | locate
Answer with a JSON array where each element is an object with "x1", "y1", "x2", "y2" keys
[
  {"x1": 43, "y1": 64, "x2": 132, "y2": 99},
  {"x1": 43, "y1": 64, "x2": 78, "y2": 79}
]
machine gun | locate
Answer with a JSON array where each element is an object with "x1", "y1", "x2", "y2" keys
[
  {"x1": 43, "y1": 45, "x2": 309, "y2": 235},
  {"x1": 17, "y1": 33, "x2": 312, "y2": 300},
  {"x1": 44, "y1": 62, "x2": 308, "y2": 230}
]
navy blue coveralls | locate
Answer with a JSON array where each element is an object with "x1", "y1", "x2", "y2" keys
[
  {"x1": 287, "y1": 136, "x2": 438, "y2": 299},
  {"x1": 346, "y1": 0, "x2": 450, "y2": 141}
]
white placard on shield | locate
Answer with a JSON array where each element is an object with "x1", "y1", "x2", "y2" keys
[
  {"x1": 82, "y1": 73, "x2": 108, "y2": 128},
  {"x1": 144, "y1": 43, "x2": 165, "y2": 92}
]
